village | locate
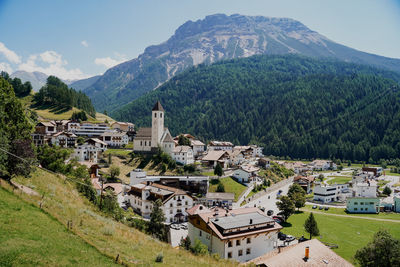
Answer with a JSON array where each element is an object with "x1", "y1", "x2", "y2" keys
[{"x1": 30, "y1": 101, "x2": 400, "y2": 264}]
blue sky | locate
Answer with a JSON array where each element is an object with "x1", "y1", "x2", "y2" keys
[{"x1": 0, "y1": 0, "x2": 399, "y2": 80}]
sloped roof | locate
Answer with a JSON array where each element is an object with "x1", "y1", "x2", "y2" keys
[
  {"x1": 152, "y1": 101, "x2": 164, "y2": 111},
  {"x1": 136, "y1": 127, "x2": 152, "y2": 138},
  {"x1": 250, "y1": 239, "x2": 353, "y2": 267},
  {"x1": 202, "y1": 150, "x2": 229, "y2": 161},
  {"x1": 191, "y1": 139, "x2": 205, "y2": 146},
  {"x1": 161, "y1": 129, "x2": 174, "y2": 143},
  {"x1": 205, "y1": 192, "x2": 235, "y2": 201},
  {"x1": 173, "y1": 146, "x2": 192, "y2": 153}
]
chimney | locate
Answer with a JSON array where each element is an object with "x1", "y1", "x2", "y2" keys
[
  {"x1": 250, "y1": 219, "x2": 253, "y2": 224},
  {"x1": 305, "y1": 246, "x2": 310, "y2": 260}
]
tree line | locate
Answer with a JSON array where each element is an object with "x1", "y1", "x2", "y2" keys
[
  {"x1": 33, "y1": 76, "x2": 96, "y2": 117},
  {"x1": 113, "y1": 54, "x2": 400, "y2": 163},
  {"x1": 0, "y1": 71, "x2": 32, "y2": 97}
]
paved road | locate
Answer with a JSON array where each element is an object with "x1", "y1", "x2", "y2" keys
[
  {"x1": 242, "y1": 180, "x2": 293, "y2": 215},
  {"x1": 233, "y1": 182, "x2": 255, "y2": 208},
  {"x1": 302, "y1": 209, "x2": 400, "y2": 223}
]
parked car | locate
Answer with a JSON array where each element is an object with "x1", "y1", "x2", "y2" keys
[
  {"x1": 267, "y1": 210, "x2": 274, "y2": 216},
  {"x1": 181, "y1": 224, "x2": 188, "y2": 230},
  {"x1": 298, "y1": 236, "x2": 308, "y2": 243},
  {"x1": 170, "y1": 224, "x2": 180, "y2": 230},
  {"x1": 312, "y1": 205, "x2": 317, "y2": 209},
  {"x1": 278, "y1": 232, "x2": 287, "y2": 241},
  {"x1": 324, "y1": 206, "x2": 329, "y2": 211},
  {"x1": 319, "y1": 206, "x2": 324, "y2": 210},
  {"x1": 273, "y1": 216, "x2": 283, "y2": 224}
]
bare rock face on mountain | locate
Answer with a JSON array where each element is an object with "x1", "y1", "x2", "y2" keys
[{"x1": 83, "y1": 13, "x2": 400, "y2": 113}]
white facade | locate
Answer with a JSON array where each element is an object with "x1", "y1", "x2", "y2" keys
[
  {"x1": 313, "y1": 184, "x2": 349, "y2": 203},
  {"x1": 100, "y1": 131, "x2": 129, "y2": 147},
  {"x1": 346, "y1": 197, "x2": 380, "y2": 213},
  {"x1": 134, "y1": 137, "x2": 152, "y2": 152},
  {"x1": 172, "y1": 146, "x2": 194, "y2": 165},
  {"x1": 310, "y1": 160, "x2": 337, "y2": 171},
  {"x1": 229, "y1": 151, "x2": 245, "y2": 166},
  {"x1": 151, "y1": 107, "x2": 164, "y2": 147},
  {"x1": 191, "y1": 140, "x2": 205, "y2": 157},
  {"x1": 353, "y1": 181, "x2": 377, "y2": 198},
  {"x1": 233, "y1": 169, "x2": 252, "y2": 183},
  {"x1": 208, "y1": 141, "x2": 234, "y2": 152},
  {"x1": 69, "y1": 123, "x2": 113, "y2": 137},
  {"x1": 74, "y1": 144, "x2": 103, "y2": 163},
  {"x1": 251, "y1": 145, "x2": 264, "y2": 157},
  {"x1": 395, "y1": 195, "x2": 400, "y2": 213}
]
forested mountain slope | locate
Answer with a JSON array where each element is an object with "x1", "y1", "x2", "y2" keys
[
  {"x1": 114, "y1": 55, "x2": 400, "y2": 162},
  {"x1": 84, "y1": 14, "x2": 400, "y2": 113}
]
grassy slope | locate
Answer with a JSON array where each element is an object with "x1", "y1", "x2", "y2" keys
[
  {"x1": 20, "y1": 95, "x2": 114, "y2": 123},
  {"x1": 9, "y1": 170, "x2": 237, "y2": 267},
  {"x1": 281, "y1": 210, "x2": 400, "y2": 263},
  {"x1": 327, "y1": 176, "x2": 352, "y2": 185},
  {"x1": 208, "y1": 177, "x2": 247, "y2": 201},
  {"x1": 0, "y1": 186, "x2": 117, "y2": 266}
]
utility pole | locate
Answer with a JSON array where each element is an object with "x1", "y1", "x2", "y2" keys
[{"x1": 99, "y1": 175, "x2": 104, "y2": 210}]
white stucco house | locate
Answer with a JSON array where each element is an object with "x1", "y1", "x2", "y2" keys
[
  {"x1": 73, "y1": 138, "x2": 107, "y2": 163},
  {"x1": 172, "y1": 145, "x2": 194, "y2": 165},
  {"x1": 346, "y1": 197, "x2": 380, "y2": 213},
  {"x1": 187, "y1": 205, "x2": 281, "y2": 262},
  {"x1": 233, "y1": 165, "x2": 259, "y2": 183},
  {"x1": 313, "y1": 183, "x2": 350, "y2": 203},
  {"x1": 127, "y1": 182, "x2": 193, "y2": 223}
]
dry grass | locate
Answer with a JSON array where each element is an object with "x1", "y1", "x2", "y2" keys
[{"x1": 10, "y1": 170, "x2": 238, "y2": 267}]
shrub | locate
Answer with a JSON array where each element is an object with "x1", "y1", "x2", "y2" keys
[
  {"x1": 155, "y1": 252, "x2": 163, "y2": 263},
  {"x1": 191, "y1": 239, "x2": 208, "y2": 255}
]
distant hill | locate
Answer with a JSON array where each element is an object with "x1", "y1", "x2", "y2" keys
[
  {"x1": 69, "y1": 75, "x2": 101, "y2": 92},
  {"x1": 11, "y1": 70, "x2": 79, "y2": 91},
  {"x1": 11, "y1": 71, "x2": 48, "y2": 92},
  {"x1": 114, "y1": 55, "x2": 400, "y2": 162},
  {"x1": 83, "y1": 14, "x2": 400, "y2": 113}
]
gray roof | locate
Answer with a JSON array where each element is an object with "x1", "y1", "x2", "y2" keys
[
  {"x1": 152, "y1": 101, "x2": 164, "y2": 111},
  {"x1": 206, "y1": 192, "x2": 234, "y2": 200},
  {"x1": 212, "y1": 212, "x2": 273, "y2": 230},
  {"x1": 136, "y1": 127, "x2": 152, "y2": 138}
]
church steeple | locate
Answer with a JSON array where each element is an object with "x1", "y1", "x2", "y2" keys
[{"x1": 151, "y1": 101, "x2": 164, "y2": 147}]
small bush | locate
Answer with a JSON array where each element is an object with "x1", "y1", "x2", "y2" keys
[
  {"x1": 102, "y1": 225, "x2": 114, "y2": 236},
  {"x1": 155, "y1": 252, "x2": 163, "y2": 263}
]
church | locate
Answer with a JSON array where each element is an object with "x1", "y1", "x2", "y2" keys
[{"x1": 133, "y1": 101, "x2": 175, "y2": 154}]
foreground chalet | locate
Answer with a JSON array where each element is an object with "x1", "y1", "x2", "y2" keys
[
  {"x1": 127, "y1": 182, "x2": 193, "y2": 223},
  {"x1": 187, "y1": 205, "x2": 282, "y2": 262}
]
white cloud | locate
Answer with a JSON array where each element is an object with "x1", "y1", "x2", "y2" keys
[
  {"x1": 81, "y1": 40, "x2": 89, "y2": 47},
  {"x1": 0, "y1": 62, "x2": 13, "y2": 73},
  {"x1": 18, "y1": 51, "x2": 89, "y2": 80},
  {"x1": 94, "y1": 57, "x2": 123, "y2": 68},
  {"x1": 0, "y1": 42, "x2": 21, "y2": 64}
]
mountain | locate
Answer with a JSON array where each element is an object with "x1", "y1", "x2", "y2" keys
[
  {"x1": 83, "y1": 13, "x2": 400, "y2": 113},
  {"x1": 69, "y1": 75, "x2": 101, "y2": 92},
  {"x1": 113, "y1": 55, "x2": 400, "y2": 162},
  {"x1": 11, "y1": 71, "x2": 49, "y2": 92},
  {"x1": 11, "y1": 70, "x2": 79, "y2": 91}
]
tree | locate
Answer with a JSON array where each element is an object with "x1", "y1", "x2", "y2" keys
[
  {"x1": 383, "y1": 186, "x2": 392, "y2": 196},
  {"x1": 214, "y1": 162, "x2": 223, "y2": 177},
  {"x1": 355, "y1": 230, "x2": 400, "y2": 267},
  {"x1": 191, "y1": 239, "x2": 208, "y2": 255},
  {"x1": 292, "y1": 192, "x2": 306, "y2": 211},
  {"x1": 287, "y1": 183, "x2": 305, "y2": 199},
  {"x1": 318, "y1": 174, "x2": 324, "y2": 182},
  {"x1": 304, "y1": 212, "x2": 319, "y2": 240},
  {"x1": 109, "y1": 165, "x2": 120, "y2": 180},
  {"x1": 178, "y1": 134, "x2": 191, "y2": 146},
  {"x1": 216, "y1": 182, "x2": 225, "y2": 192},
  {"x1": 276, "y1": 196, "x2": 295, "y2": 221},
  {"x1": 148, "y1": 199, "x2": 166, "y2": 240},
  {"x1": 179, "y1": 236, "x2": 191, "y2": 250}
]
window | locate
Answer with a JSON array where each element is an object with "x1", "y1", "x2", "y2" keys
[
  {"x1": 370, "y1": 202, "x2": 374, "y2": 205},
  {"x1": 160, "y1": 113, "x2": 162, "y2": 118},
  {"x1": 144, "y1": 141, "x2": 147, "y2": 146},
  {"x1": 354, "y1": 202, "x2": 358, "y2": 205},
  {"x1": 236, "y1": 240, "x2": 241, "y2": 246},
  {"x1": 196, "y1": 219, "x2": 200, "y2": 225},
  {"x1": 154, "y1": 113, "x2": 157, "y2": 118},
  {"x1": 354, "y1": 208, "x2": 358, "y2": 211},
  {"x1": 360, "y1": 202, "x2": 364, "y2": 205},
  {"x1": 360, "y1": 208, "x2": 364, "y2": 211},
  {"x1": 170, "y1": 210, "x2": 173, "y2": 214},
  {"x1": 149, "y1": 141, "x2": 151, "y2": 146},
  {"x1": 140, "y1": 141, "x2": 142, "y2": 146},
  {"x1": 365, "y1": 208, "x2": 368, "y2": 211},
  {"x1": 170, "y1": 203, "x2": 173, "y2": 207},
  {"x1": 199, "y1": 230, "x2": 202, "y2": 237},
  {"x1": 238, "y1": 250, "x2": 243, "y2": 256},
  {"x1": 247, "y1": 238, "x2": 251, "y2": 244},
  {"x1": 246, "y1": 248, "x2": 251, "y2": 255},
  {"x1": 228, "y1": 241, "x2": 232, "y2": 247},
  {"x1": 227, "y1": 252, "x2": 232, "y2": 259},
  {"x1": 185, "y1": 201, "x2": 188, "y2": 205}
]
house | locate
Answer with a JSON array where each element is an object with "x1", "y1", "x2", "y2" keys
[
  {"x1": 233, "y1": 165, "x2": 259, "y2": 183},
  {"x1": 133, "y1": 101, "x2": 175, "y2": 154},
  {"x1": 395, "y1": 195, "x2": 400, "y2": 213},
  {"x1": 352, "y1": 180, "x2": 377, "y2": 198},
  {"x1": 293, "y1": 175, "x2": 315, "y2": 194},
  {"x1": 313, "y1": 183, "x2": 350, "y2": 203},
  {"x1": 250, "y1": 145, "x2": 263, "y2": 158},
  {"x1": 201, "y1": 150, "x2": 230, "y2": 168},
  {"x1": 281, "y1": 161, "x2": 309, "y2": 174},
  {"x1": 54, "y1": 120, "x2": 71, "y2": 132},
  {"x1": 127, "y1": 182, "x2": 193, "y2": 223},
  {"x1": 233, "y1": 146, "x2": 253, "y2": 158},
  {"x1": 111, "y1": 121, "x2": 135, "y2": 132},
  {"x1": 130, "y1": 169, "x2": 209, "y2": 195},
  {"x1": 352, "y1": 172, "x2": 374, "y2": 184},
  {"x1": 100, "y1": 131, "x2": 129, "y2": 148},
  {"x1": 202, "y1": 192, "x2": 234, "y2": 208},
  {"x1": 187, "y1": 205, "x2": 282, "y2": 262},
  {"x1": 249, "y1": 239, "x2": 353, "y2": 267},
  {"x1": 172, "y1": 145, "x2": 194, "y2": 165},
  {"x1": 69, "y1": 122, "x2": 113, "y2": 137},
  {"x1": 207, "y1": 141, "x2": 234, "y2": 152},
  {"x1": 191, "y1": 139, "x2": 205, "y2": 157},
  {"x1": 228, "y1": 150, "x2": 245, "y2": 166},
  {"x1": 50, "y1": 131, "x2": 77, "y2": 148},
  {"x1": 346, "y1": 197, "x2": 380, "y2": 213},
  {"x1": 362, "y1": 167, "x2": 383, "y2": 177},
  {"x1": 35, "y1": 121, "x2": 57, "y2": 135},
  {"x1": 73, "y1": 138, "x2": 107, "y2": 163},
  {"x1": 258, "y1": 158, "x2": 271, "y2": 169},
  {"x1": 103, "y1": 183, "x2": 126, "y2": 207},
  {"x1": 309, "y1": 160, "x2": 337, "y2": 171}
]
